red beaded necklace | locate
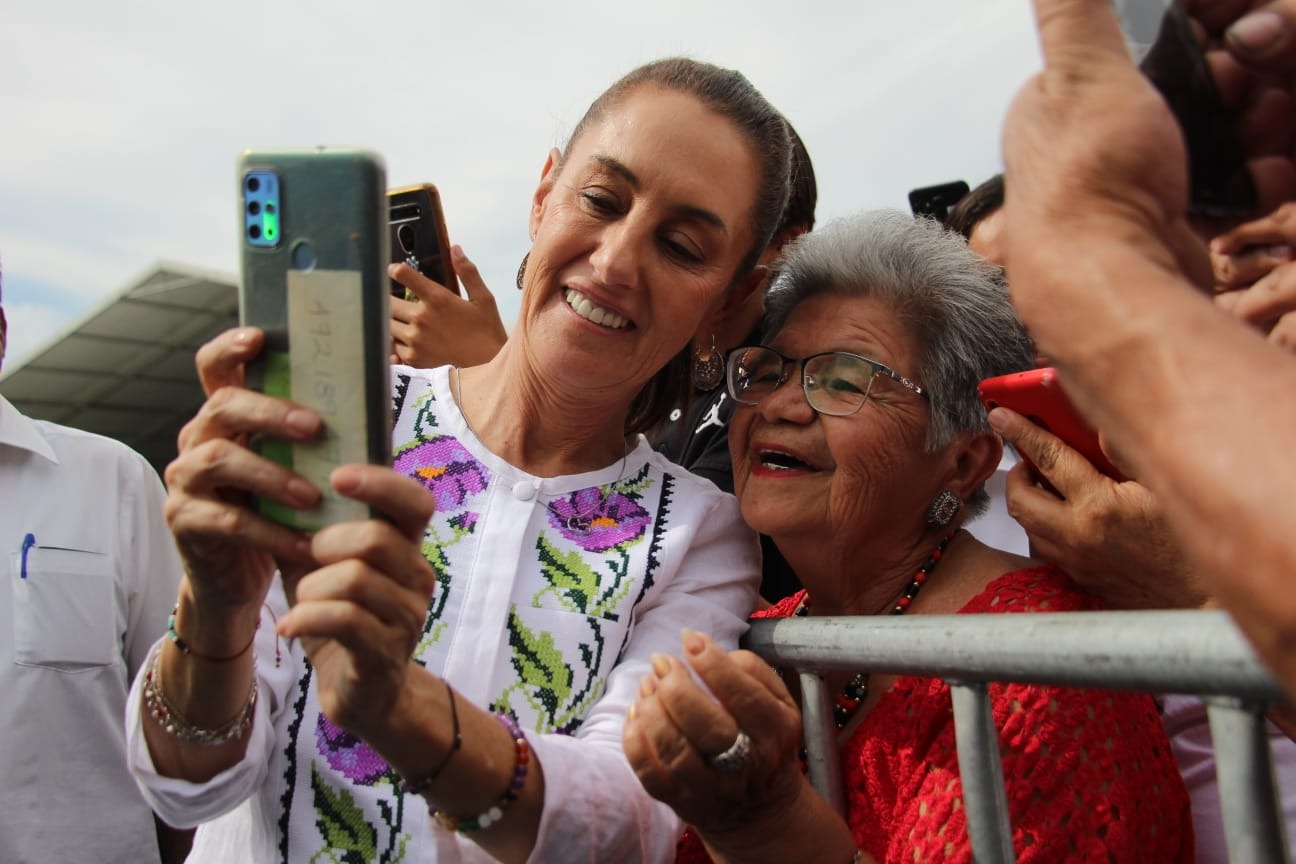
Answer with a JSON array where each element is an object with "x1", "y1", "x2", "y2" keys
[{"x1": 796, "y1": 533, "x2": 954, "y2": 728}]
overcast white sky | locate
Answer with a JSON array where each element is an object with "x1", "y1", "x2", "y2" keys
[{"x1": 0, "y1": 0, "x2": 1043, "y2": 369}]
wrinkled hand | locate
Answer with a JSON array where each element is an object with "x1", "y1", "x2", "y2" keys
[
  {"x1": 277, "y1": 464, "x2": 437, "y2": 737},
  {"x1": 389, "y1": 245, "x2": 508, "y2": 368},
  {"x1": 1211, "y1": 202, "x2": 1296, "y2": 348},
  {"x1": 623, "y1": 630, "x2": 804, "y2": 838},
  {"x1": 164, "y1": 328, "x2": 323, "y2": 612},
  {"x1": 992, "y1": 407, "x2": 1206, "y2": 609}
]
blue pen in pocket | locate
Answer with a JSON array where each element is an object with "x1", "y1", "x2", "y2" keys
[{"x1": 20, "y1": 533, "x2": 36, "y2": 579}]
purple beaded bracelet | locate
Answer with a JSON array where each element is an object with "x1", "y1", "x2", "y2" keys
[{"x1": 430, "y1": 712, "x2": 530, "y2": 833}]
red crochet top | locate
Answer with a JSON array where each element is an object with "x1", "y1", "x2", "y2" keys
[{"x1": 676, "y1": 565, "x2": 1193, "y2": 863}]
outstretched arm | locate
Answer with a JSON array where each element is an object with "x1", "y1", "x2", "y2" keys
[{"x1": 1002, "y1": 0, "x2": 1296, "y2": 696}]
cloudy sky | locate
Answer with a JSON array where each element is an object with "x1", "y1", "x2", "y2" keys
[{"x1": 0, "y1": 0, "x2": 1042, "y2": 369}]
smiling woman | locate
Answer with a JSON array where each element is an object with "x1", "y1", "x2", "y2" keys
[
  {"x1": 624, "y1": 211, "x2": 1195, "y2": 863},
  {"x1": 126, "y1": 57, "x2": 791, "y2": 864}
]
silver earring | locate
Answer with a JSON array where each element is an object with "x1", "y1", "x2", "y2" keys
[
  {"x1": 692, "y1": 334, "x2": 724, "y2": 390},
  {"x1": 926, "y1": 490, "x2": 961, "y2": 529}
]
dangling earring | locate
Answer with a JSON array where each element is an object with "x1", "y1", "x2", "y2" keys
[
  {"x1": 926, "y1": 490, "x2": 962, "y2": 529},
  {"x1": 516, "y1": 252, "x2": 530, "y2": 291},
  {"x1": 692, "y1": 334, "x2": 724, "y2": 390}
]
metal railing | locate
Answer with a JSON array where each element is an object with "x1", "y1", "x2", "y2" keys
[{"x1": 744, "y1": 609, "x2": 1291, "y2": 863}]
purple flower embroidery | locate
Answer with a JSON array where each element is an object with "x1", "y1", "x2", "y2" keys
[
  {"x1": 449, "y1": 511, "x2": 478, "y2": 533},
  {"x1": 548, "y1": 490, "x2": 650, "y2": 553},
  {"x1": 394, "y1": 436, "x2": 489, "y2": 513},
  {"x1": 315, "y1": 714, "x2": 392, "y2": 786}
]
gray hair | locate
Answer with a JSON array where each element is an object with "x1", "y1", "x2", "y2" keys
[{"x1": 762, "y1": 209, "x2": 1034, "y2": 515}]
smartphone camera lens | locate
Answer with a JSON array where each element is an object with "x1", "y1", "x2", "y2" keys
[
  {"x1": 249, "y1": 224, "x2": 262, "y2": 240},
  {"x1": 248, "y1": 201, "x2": 261, "y2": 215},
  {"x1": 397, "y1": 223, "x2": 416, "y2": 255},
  {"x1": 247, "y1": 176, "x2": 260, "y2": 193},
  {"x1": 266, "y1": 203, "x2": 276, "y2": 214}
]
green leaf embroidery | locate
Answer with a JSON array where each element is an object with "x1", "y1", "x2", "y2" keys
[
  {"x1": 500, "y1": 607, "x2": 574, "y2": 731},
  {"x1": 534, "y1": 534, "x2": 603, "y2": 613},
  {"x1": 618, "y1": 464, "x2": 653, "y2": 497},
  {"x1": 310, "y1": 762, "x2": 378, "y2": 864},
  {"x1": 410, "y1": 387, "x2": 441, "y2": 440},
  {"x1": 588, "y1": 550, "x2": 636, "y2": 620},
  {"x1": 374, "y1": 796, "x2": 409, "y2": 864}
]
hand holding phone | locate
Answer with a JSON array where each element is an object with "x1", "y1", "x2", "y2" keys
[
  {"x1": 389, "y1": 183, "x2": 457, "y2": 298},
  {"x1": 239, "y1": 148, "x2": 392, "y2": 531},
  {"x1": 978, "y1": 368, "x2": 1127, "y2": 485}
]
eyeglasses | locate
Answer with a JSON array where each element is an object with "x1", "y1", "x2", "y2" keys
[{"x1": 725, "y1": 345, "x2": 928, "y2": 417}]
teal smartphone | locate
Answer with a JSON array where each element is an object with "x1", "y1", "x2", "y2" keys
[{"x1": 237, "y1": 148, "x2": 392, "y2": 530}]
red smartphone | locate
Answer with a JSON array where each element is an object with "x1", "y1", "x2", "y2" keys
[{"x1": 977, "y1": 368, "x2": 1128, "y2": 483}]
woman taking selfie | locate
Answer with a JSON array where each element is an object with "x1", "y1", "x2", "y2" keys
[{"x1": 127, "y1": 58, "x2": 788, "y2": 863}]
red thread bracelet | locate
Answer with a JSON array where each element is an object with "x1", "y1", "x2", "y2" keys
[{"x1": 166, "y1": 603, "x2": 257, "y2": 663}]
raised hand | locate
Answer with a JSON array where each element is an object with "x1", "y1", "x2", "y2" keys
[{"x1": 389, "y1": 245, "x2": 508, "y2": 369}]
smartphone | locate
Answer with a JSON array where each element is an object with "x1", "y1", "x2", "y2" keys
[
  {"x1": 977, "y1": 368, "x2": 1128, "y2": 484},
  {"x1": 238, "y1": 148, "x2": 392, "y2": 530},
  {"x1": 1116, "y1": 0, "x2": 1257, "y2": 218},
  {"x1": 908, "y1": 180, "x2": 970, "y2": 224},
  {"x1": 388, "y1": 183, "x2": 457, "y2": 298}
]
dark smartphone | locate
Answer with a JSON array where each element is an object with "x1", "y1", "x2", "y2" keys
[
  {"x1": 238, "y1": 148, "x2": 392, "y2": 530},
  {"x1": 1117, "y1": 0, "x2": 1258, "y2": 218},
  {"x1": 908, "y1": 181, "x2": 970, "y2": 223},
  {"x1": 388, "y1": 183, "x2": 458, "y2": 298},
  {"x1": 978, "y1": 368, "x2": 1128, "y2": 485}
]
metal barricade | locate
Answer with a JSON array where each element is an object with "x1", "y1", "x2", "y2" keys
[{"x1": 744, "y1": 609, "x2": 1290, "y2": 863}]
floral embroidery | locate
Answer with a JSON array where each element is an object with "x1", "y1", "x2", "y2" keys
[
  {"x1": 495, "y1": 607, "x2": 603, "y2": 735},
  {"x1": 315, "y1": 715, "x2": 394, "y2": 787},
  {"x1": 448, "y1": 511, "x2": 478, "y2": 533},
  {"x1": 393, "y1": 430, "x2": 489, "y2": 653},
  {"x1": 309, "y1": 763, "x2": 379, "y2": 862},
  {"x1": 272, "y1": 373, "x2": 690, "y2": 860},
  {"x1": 546, "y1": 489, "x2": 651, "y2": 552},
  {"x1": 394, "y1": 436, "x2": 488, "y2": 513},
  {"x1": 308, "y1": 762, "x2": 410, "y2": 863}
]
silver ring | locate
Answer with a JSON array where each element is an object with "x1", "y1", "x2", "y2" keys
[{"x1": 707, "y1": 729, "x2": 752, "y2": 774}]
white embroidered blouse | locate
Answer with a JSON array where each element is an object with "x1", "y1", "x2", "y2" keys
[{"x1": 126, "y1": 364, "x2": 761, "y2": 863}]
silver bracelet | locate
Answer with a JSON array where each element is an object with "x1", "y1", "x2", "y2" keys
[{"x1": 142, "y1": 643, "x2": 257, "y2": 746}]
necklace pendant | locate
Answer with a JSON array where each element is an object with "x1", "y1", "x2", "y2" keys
[{"x1": 566, "y1": 515, "x2": 591, "y2": 533}]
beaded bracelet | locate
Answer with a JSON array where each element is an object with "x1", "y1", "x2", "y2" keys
[
  {"x1": 167, "y1": 603, "x2": 258, "y2": 663},
  {"x1": 399, "y1": 680, "x2": 463, "y2": 795},
  {"x1": 142, "y1": 644, "x2": 258, "y2": 746},
  {"x1": 429, "y1": 712, "x2": 529, "y2": 833}
]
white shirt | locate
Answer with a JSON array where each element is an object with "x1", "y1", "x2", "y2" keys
[
  {"x1": 0, "y1": 395, "x2": 182, "y2": 864},
  {"x1": 966, "y1": 449, "x2": 1030, "y2": 556},
  {"x1": 127, "y1": 365, "x2": 761, "y2": 863}
]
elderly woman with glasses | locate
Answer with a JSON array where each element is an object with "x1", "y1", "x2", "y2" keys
[{"x1": 623, "y1": 210, "x2": 1193, "y2": 863}]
